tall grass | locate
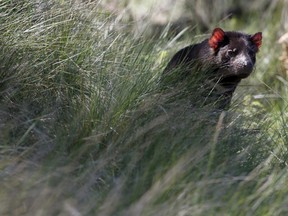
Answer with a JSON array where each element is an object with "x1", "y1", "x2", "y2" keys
[{"x1": 1, "y1": 0, "x2": 288, "y2": 215}]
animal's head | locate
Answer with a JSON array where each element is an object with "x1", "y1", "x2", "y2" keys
[{"x1": 208, "y1": 27, "x2": 262, "y2": 78}]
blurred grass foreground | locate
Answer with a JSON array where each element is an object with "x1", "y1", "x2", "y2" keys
[{"x1": 1, "y1": 0, "x2": 288, "y2": 215}]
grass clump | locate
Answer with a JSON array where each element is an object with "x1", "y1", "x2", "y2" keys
[{"x1": 1, "y1": 0, "x2": 288, "y2": 216}]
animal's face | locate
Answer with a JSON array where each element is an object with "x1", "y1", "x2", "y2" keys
[{"x1": 209, "y1": 28, "x2": 262, "y2": 78}]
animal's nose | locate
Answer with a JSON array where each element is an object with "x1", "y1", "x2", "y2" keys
[{"x1": 238, "y1": 61, "x2": 253, "y2": 78}]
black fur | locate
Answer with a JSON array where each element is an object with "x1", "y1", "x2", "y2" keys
[{"x1": 161, "y1": 29, "x2": 262, "y2": 110}]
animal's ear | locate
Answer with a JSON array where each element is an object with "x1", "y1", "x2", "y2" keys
[
  {"x1": 251, "y1": 32, "x2": 262, "y2": 51},
  {"x1": 209, "y1": 28, "x2": 225, "y2": 50}
]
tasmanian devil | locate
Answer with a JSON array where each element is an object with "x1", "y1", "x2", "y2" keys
[{"x1": 161, "y1": 27, "x2": 262, "y2": 110}]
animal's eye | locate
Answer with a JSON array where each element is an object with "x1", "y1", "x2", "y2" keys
[
  {"x1": 247, "y1": 46, "x2": 256, "y2": 56},
  {"x1": 227, "y1": 48, "x2": 238, "y2": 57}
]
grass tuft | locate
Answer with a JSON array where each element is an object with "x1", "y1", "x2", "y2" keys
[{"x1": 1, "y1": 0, "x2": 288, "y2": 215}]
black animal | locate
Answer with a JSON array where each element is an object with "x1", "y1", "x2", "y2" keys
[{"x1": 162, "y1": 28, "x2": 262, "y2": 109}]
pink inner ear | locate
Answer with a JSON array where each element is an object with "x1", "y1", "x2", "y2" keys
[
  {"x1": 209, "y1": 28, "x2": 225, "y2": 50},
  {"x1": 251, "y1": 32, "x2": 262, "y2": 49}
]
